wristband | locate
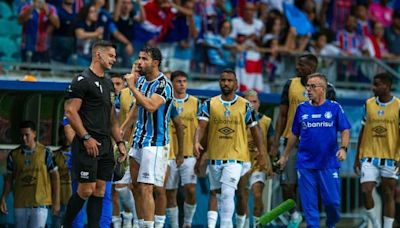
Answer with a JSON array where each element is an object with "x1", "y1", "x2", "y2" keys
[
  {"x1": 340, "y1": 146, "x2": 348, "y2": 152},
  {"x1": 82, "y1": 133, "x2": 92, "y2": 141}
]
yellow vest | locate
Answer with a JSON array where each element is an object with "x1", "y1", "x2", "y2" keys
[
  {"x1": 53, "y1": 148, "x2": 72, "y2": 205},
  {"x1": 247, "y1": 114, "x2": 272, "y2": 168},
  {"x1": 169, "y1": 95, "x2": 199, "y2": 159},
  {"x1": 207, "y1": 96, "x2": 251, "y2": 161},
  {"x1": 282, "y1": 77, "x2": 308, "y2": 138},
  {"x1": 119, "y1": 88, "x2": 136, "y2": 146},
  {"x1": 12, "y1": 144, "x2": 52, "y2": 208},
  {"x1": 359, "y1": 97, "x2": 400, "y2": 160}
]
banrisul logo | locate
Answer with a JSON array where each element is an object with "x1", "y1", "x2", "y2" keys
[{"x1": 305, "y1": 121, "x2": 334, "y2": 128}]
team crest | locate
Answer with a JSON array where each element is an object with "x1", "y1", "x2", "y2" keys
[
  {"x1": 324, "y1": 111, "x2": 332, "y2": 119},
  {"x1": 224, "y1": 109, "x2": 231, "y2": 117},
  {"x1": 377, "y1": 110, "x2": 384, "y2": 116}
]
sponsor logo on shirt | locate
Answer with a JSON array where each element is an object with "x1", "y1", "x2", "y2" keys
[
  {"x1": 80, "y1": 171, "x2": 89, "y2": 179},
  {"x1": 372, "y1": 126, "x2": 387, "y2": 137},
  {"x1": 311, "y1": 114, "x2": 321, "y2": 118},
  {"x1": 303, "y1": 121, "x2": 334, "y2": 129},
  {"x1": 218, "y1": 127, "x2": 235, "y2": 139}
]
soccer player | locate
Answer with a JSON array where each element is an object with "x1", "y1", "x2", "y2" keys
[
  {"x1": 124, "y1": 47, "x2": 179, "y2": 227},
  {"x1": 194, "y1": 69, "x2": 269, "y2": 228},
  {"x1": 111, "y1": 73, "x2": 137, "y2": 228},
  {"x1": 354, "y1": 73, "x2": 400, "y2": 228},
  {"x1": 236, "y1": 90, "x2": 274, "y2": 228},
  {"x1": 278, "y1": 73, "x2": 351, "y2": 228},
  {"x1": 0, "y1": 121, "x2": 60, "y2": 228},
  {"x1": 63, "y1": 40, "x2": 127, "y2": 228},
  {"x1": 165, "y1": 70, "x2": 200, "y2": 228},
  {"x1": 270, "y1": 54, "x2": 336, "y2": 227}
]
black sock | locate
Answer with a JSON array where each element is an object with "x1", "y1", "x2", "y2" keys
[
  {"x1": 396, "y1": 203, "x2": 400, "y2": 224},
  {"x1": 63, "y1": 193, "x2": 86, "y2": 227},
  {"x1": 87, "y1": 195, "x2": 104, "y2": 228}
]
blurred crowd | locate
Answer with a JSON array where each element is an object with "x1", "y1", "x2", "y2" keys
[{"x1": 3, "y1": 0, "x2": 400, "y2": 88}]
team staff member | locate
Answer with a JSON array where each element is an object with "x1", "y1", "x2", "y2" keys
[
  {"x1": 236, "y1": 90, "x2": 274, "y2": 228},
  {"x1": 165, "y1": 71, "x2": 199, "y2": 228},
  {"x1": 278, "y1": 73, "x2": 350, "y2": 228},
  {"x1": 125, "y1": 47, "x2": 181, "y2": 227},
  {"x1": 194, "y1": 69, "x2": 269, "y2": 228},
  {"x1": 63, "y1": 40, "x2": 127, "y2": 228},
  {"x1": 354, "y1": 73, "x2": 400, "y2": 228},
  {"x1": 270, "y1": 54, "x2": 336, "y2": 227},
  {"x1": 0, "y1": 121, "x2": 60, "y2": 228}
]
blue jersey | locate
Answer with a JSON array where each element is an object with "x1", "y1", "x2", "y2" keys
[
  {"x1": 133, "y1": 74, "x2": 174, "y2": 148},
  {"x1": 292, "y1": 100, "x2": 351, "y2": 169}
]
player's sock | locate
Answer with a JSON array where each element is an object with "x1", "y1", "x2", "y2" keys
[
  {"x1": 138, "y1": 219, "x2": 144, "y2": 227},
  {"x1": 183, "y1": 202, "x2": 196, "y2": 226},
  {"x1": 253, "y1": 216, "x2": 260, "y2": 228},
  {"x1": 396, "y1": 203, "x2": 400, "y2": 225},
  {"x1": 236, "y1": 214, "x2": 246, "y2": 228},
  {"x1": 207, "y1": 211, "x2": 218, "y2": 228},
  {"x1": 112, "y1": 215, "x2": 122, "y2": 228},
  {"x1": 142, "y1": 221, "x2": 154, "y2": 228},
  {"x1": 154, "y1": 215, "x2": 166, "y2": 228},
  {"x1": 63, "y1": 193, "x2": 86, "y2": 227},
  {"x1": 383, "y1": 216, "x2": 394, "y2": 228},
  {"x1": 166, "y1": 206, "x2": 179, "y2": 228},
  {"x1": 87, "y1": 195, "x2": 104, "y2": 228},
  {"x1": 219, "y1": 184, "x2": 235, "y2": 228},
  {"x1": 366, "y1": 208, "x2": 380, "y2": 228},
  {"x1": 122, "y1": 211, "x2": 133, "y2": 228}
]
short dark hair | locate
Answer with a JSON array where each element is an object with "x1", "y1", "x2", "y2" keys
[
  {"x1": 299, "y1": 53, "x2": 318, "y2": 66},
  {"x1": 308, "y1": 72, "x2": 328, "y2": 88},
  {"x1": 110, "y1": 73, "x2": 123, "y2": 80},
  {"x1": 140, "y1": 46, "x2": 162, "y2": 67},
  {"x1": 220, "y1": 69, "x2": 236, "y2": 78},
  {"x1": 171, "y1": 70, "x2": 188, "y2": 81},
  {"x1": 374, "y1": 73, "x2": 393, "y2": 86},
  {"x1": 91, "y1": 40, "x2": 117, "y2": 55},
  {"x1": 19, "y1": 120, "x2": 36, "y2": 131}
]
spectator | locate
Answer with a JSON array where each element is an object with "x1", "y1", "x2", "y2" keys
[
  {"x1": 92, "y1": 0, "x2": 133, "y2": 62},
  {"x1": 364, "y1": 22, "x2": 393, "y2": 59},
  {"x1": 231, "y1": 2, "x2": 264, "y2": 92},
  {"x1": 204, "y1": 20, "x2": 236, "y2": 69},
  {"x1": 51, "y1": 0, "x2": 77, "y2": 63},
  {"x1": 385, "y1": 10, "x2": 400, "y2": 57},
  {"x1": 113, "y1": 0, "x2": 145, "y2": 66},
  {"x1": 355, "y1": 3, "x2": 371, "y2": 36},
  {"x1": 369, "y1": 0, "x2": 393, "y2": 28},
  {"x1": 0, "y1": 121, "x2": 60, "y2": 227},
  {"x1": 320, "y1": 0, "x2": 355, "y2": 31},
  {"x1": 74, "y1": 5, "x2": 103, "y2": 66},
  {"x1": 336, "y1": 14, "x2": 364, "y2": 56},
  {"x1": 18, "y1": 0, "x2": 60, "y2": 63}
]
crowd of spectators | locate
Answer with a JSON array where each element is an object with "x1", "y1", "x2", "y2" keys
[{"x1": 3, "y1": 0, "x2": 400, "y2": 88}]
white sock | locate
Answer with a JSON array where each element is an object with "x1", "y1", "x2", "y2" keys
[
  {"x1": 184, "y1": 202, "x2": 197, "y2": 225},
  {"x1": 138, "y1": 219, "x2": 144, "y2": 227},
  {"x1": 383, "y1": 216, "x2": 394, "y2": 228},
  {"x1": 207, "y1": 211, "x2": 218, "y2": 228},
  {"x1": 366, "y1": 208, "x2": 380, "y2": 228},
  {"x1": 253, "y1": 216, "x2": 260, "y2": 228},
  {"x1": 122, "y1": 211, "x2": 133, "y2": 228},
  {"x1": 133, "y1": 219, "x2": 140, "y2": 228},
  {"x1": 154, "y1": 215, "x2": 166, "y2": 228},
  {"x1": 220, "y1": 218, "x2": 233, "y2": 228},
  {"x1": 143, "y1": 220, "x2": 154, "y2": 228},
  {"x1": 236, "y1": 214, "x2": 246, "y2": 228},
  {"x1": 166, "y1": 207, "x2": 179, "y2": 228},
  {"x1": 112, "y1": 215, "x2": 122, "y2": 228}
]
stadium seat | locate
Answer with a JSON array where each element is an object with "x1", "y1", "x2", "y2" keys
[
  {"x1": 0, "y1": 19, "x2": 21, "y2": 37},
  {"x1": 0, "y1": 1, "x2": 13, "y2": 19},
  {"x1": 0, "y1": 37, "x2": 20, "y2": 62}
]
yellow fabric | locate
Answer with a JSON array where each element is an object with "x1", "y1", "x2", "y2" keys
[
  {"x1": 12, "y1": 143, "x2": 52, "y2": 208},
  {"x1": 53, "y1": 148, "x2": 72, "y2": 205},
  {"x1": 247, "y1": 114, "x2": 272, "y2": 169},
  {"x1": 282, "y1": 77, "x2": 308, "y2": 138},
  {"x1": 359, "y1": 97, "x2": 400, "y2": 160},
  {"x1": 207, "y1": 96, "x2": 250, "y2": 161},
  {"x1": 169, "y1": 95, "x2": 199, "y2": 159},
  {"x1": 119, "y1": 88, "x2": 136, "y2": 146}
]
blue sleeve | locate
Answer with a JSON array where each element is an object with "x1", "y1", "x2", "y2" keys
[
  {"x1": 170, "y1": 103, "x2": 179, "y2": 118},
  {"x1": 6, "y1": 152, "x2": 13, "y2": 174},
  {"x1": 154, "y1": 79, "x2": 172, "y2": 101},
  {"x1": 291, "y1": 106, "x2": 301, "y2": 136},
  {"x1": 45, "y1": 147, "x2": 57, "y2": 172},
  {"x1": 336, "y1": 103, "x2": 351, "y2": 131},
  {"x1": 108, "y1": 20, "x2": 118, "y2": 34},
  {"x1": 198, "y1": 99, "x2": 210, "y2": 120},
  {"x1": 245, "y1": 102, "x2": 257, "y2": 127}
]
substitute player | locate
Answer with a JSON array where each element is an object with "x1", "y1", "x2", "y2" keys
[
  {"x1": 354, "y1": 73, "x2": 400, "y2": 228},
  {"x1": 278, "y1": 73, "x2": 350, "y2": 228}
]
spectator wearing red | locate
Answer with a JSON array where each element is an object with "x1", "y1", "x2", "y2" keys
[
  {"x1": 364, "y1": 22, "x2": 393, "y2": 59},
  {"x1": 18, "y1": 0, "x2": 60, "y2": 63},
  {"x1": 336, "y1": 14, "x2": 364, "y2": 56}
]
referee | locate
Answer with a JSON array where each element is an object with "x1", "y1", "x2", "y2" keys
[{"x1": 63, "y1": 40, "x2": 127, "y2": 228}]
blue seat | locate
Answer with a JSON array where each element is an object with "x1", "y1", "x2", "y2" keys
[
  {"x1": 0, "y1": 19, "x2": 21, "y2": 37},
  {"x1": 0, "y1": 37, "x2": 20, "y2": 62},
  {"x1": 0, "y1": 2, "x2": 14, "y2": 19}
]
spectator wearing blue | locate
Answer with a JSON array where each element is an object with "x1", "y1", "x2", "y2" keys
[
  {"x1": 112, "y1": 0, "x2": 145, "y2": 67},
  {"x1": 51, "y1": 0, "x2": 77, "y2": 63},
  {"x1": 385, "y1": 10, "x2": 400, "y2": 57},
  {"x1": 92, "y1": 0, "x2": 133, "y2": 61},
  {"x1": 18, "y1": 0, "x2": 60, "y2": 62},
  {"x1": 278, "y1": 73, "x2": 351, "y2": 228}
]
